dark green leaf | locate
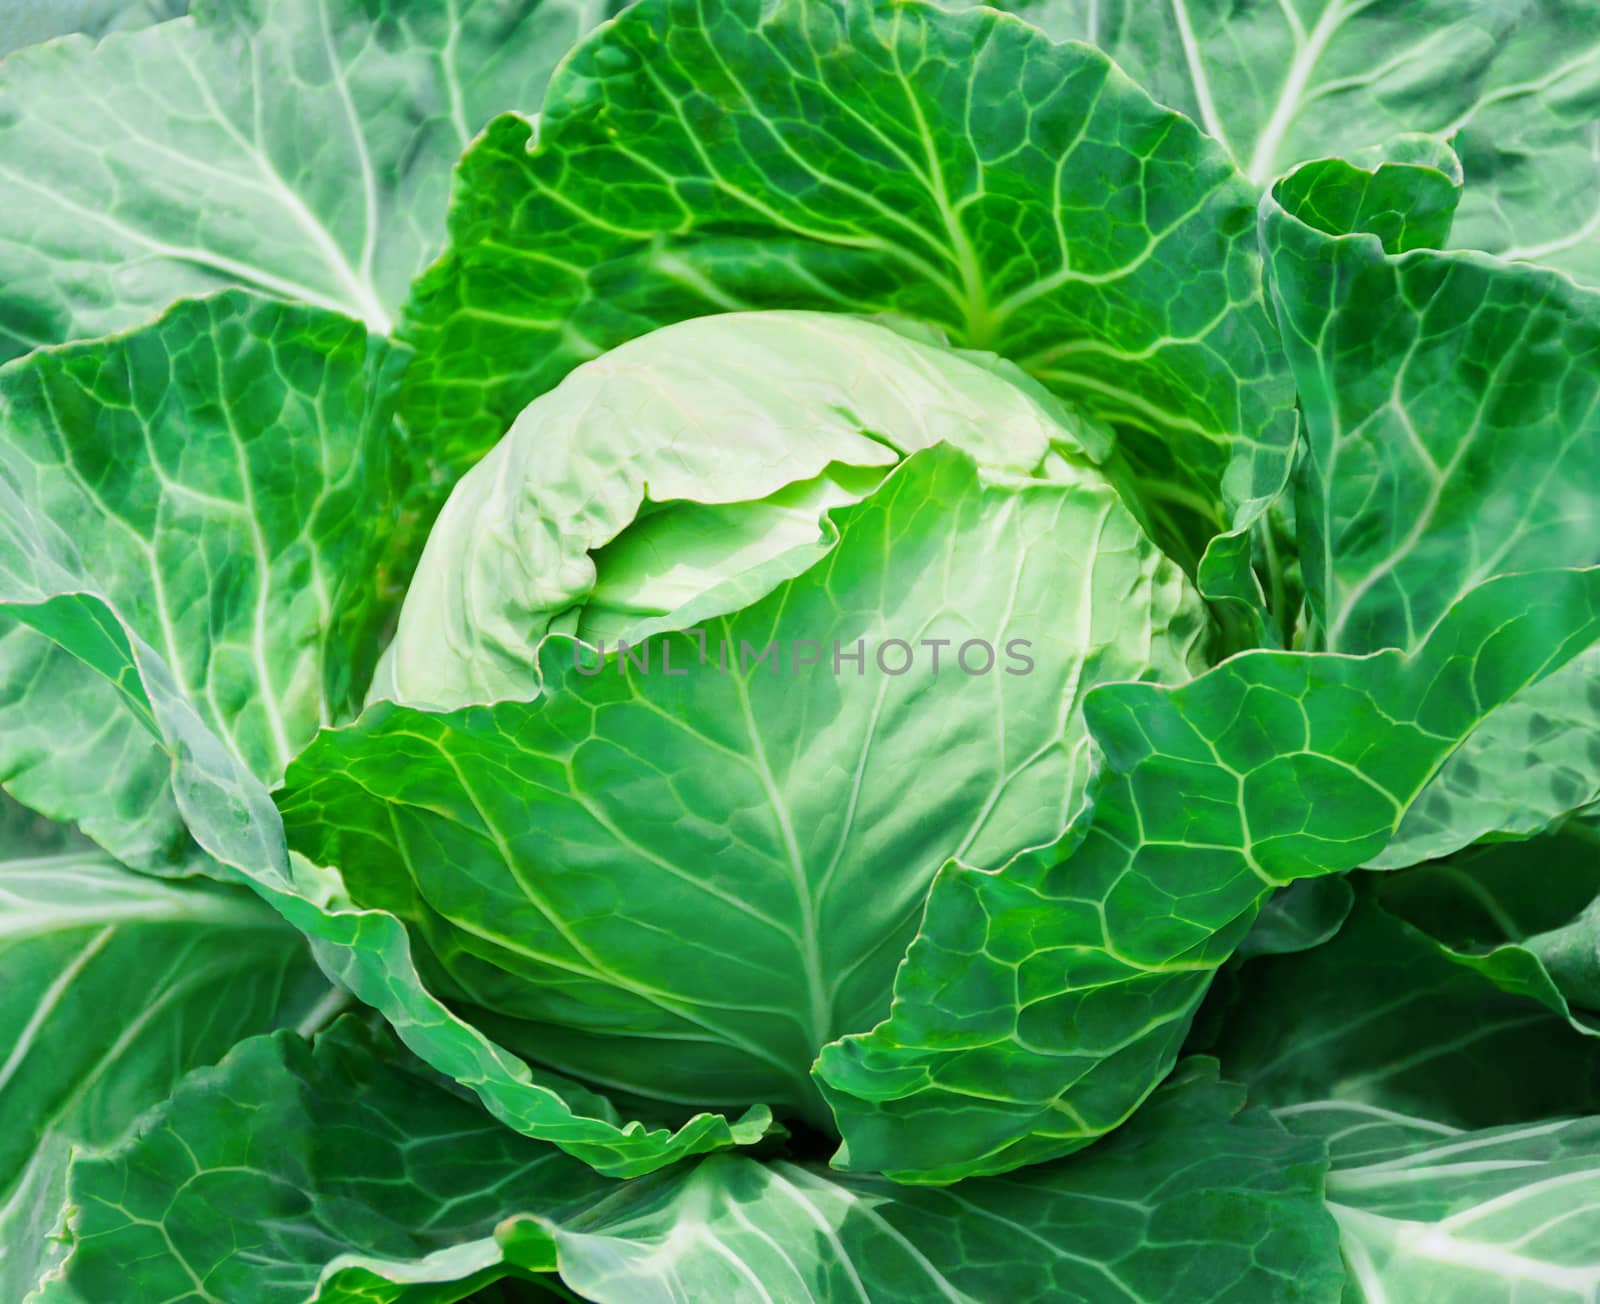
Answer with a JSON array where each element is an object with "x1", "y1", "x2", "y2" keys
[
  {"x1": 1237, "y1": 876, "x2": 1356, "y2": 961},
  {"x1": 1374, "y1": 826, "x2": 1600, "y2": 1026},
  {"x1": 0, "y1": 794, "x2": 327, "y2": 1301},
  {"x1": 1212, "y1": 896, "x2": 1600, "y2": 1126},
  {"x1": 816, "y1": 566, "x2": 1600, "y2": 1180},
  {"x1": 400, "y1": 0, "x2": 1296, "y2": 582},
  {"x1": 46, "y1": 1029, "x2": 1343, "y2": 1304}
]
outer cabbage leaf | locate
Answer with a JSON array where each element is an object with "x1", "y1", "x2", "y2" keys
[
  {"x1": 38, "y1": 1022, "x2": 613, "y2": 1304},
  {"x1": 1264, "y1": 155, "x2": 1600, "y2": 655},
  {"x1": 378, "y1": 310, "x2": 1132, "y2": 709},
  {"x1": 982, "y1": 0, "x2": 1600, "y2": 286},
  {"x1": 0, "y1": 629, "x2": 771, "y2": 1185},
  {"x1": 0, "y1": 0, "x2": 185, "y2": 58},
  {"x1": 1209, "y1": 895, "x2": 1600, "y2": 1127},
  {"x1": 0, "y1": 794, "x2": 327, "y2": 1302},
  {"x1": 1370, "y1": 644, "x2": 1600, "y2": 867},
  {"x1": 1211, "y1": 884, "x2": 1600, "y2": 1300},
  {"x1": 0, "y1": 292, "x2": 402, "y2": 872},
  {"x1": 814, "y1": 567, "x2": 1600, "y2": 1181},
  {"x1": 1285, "y1": 1104, "x2": 1600, "y2": 1303},
  {"x1": 1263, "y1": 155, "x2": 1600, "y2": 866},
  {"x1": 498, "y1": 1059, "x2": 1347, "y2": 1304},
  {"x1": 0, "y1": 300, "x2": 752, "y2": 1177},
  {"x1": 1235, "y1": 877, "x2": 1355, "y2": 961},
  {"x1": 1371, "y1": 826, "x2": 1600, "y2": 1032},
  {"x1": 0, "y1": 785, "x2": 90, "y2": 855},
  {"x1": 400, "y1": 0, "x2": 1296, "y2": 591},
  {"x1": 282, "y1": 447, "x2": 1202, "y2": 1128},
  {"x1": 0, "y1": 0, "x2": 612, "y2": 357},
  {"x1": 44, "y1": 1027, "x2": 1343, "y2": 1304}
]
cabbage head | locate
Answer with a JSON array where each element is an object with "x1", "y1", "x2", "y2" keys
[
  {"x1": 17, "y1": 1, "x2": 1600, "y2": 1295},
  {"x1": 375, "y1": 310, "x2": 1192, "y2": 708},
  {"x1": 326, "y1": 308, "x2": 1206, "y2": 1135}
]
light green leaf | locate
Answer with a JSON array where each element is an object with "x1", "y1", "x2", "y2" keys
[
  {"x1": 282, "y1": 446, "x2": 1201, "y2": 1136},
  {"x1": 1447, "y1": 13, "x2": 1600, "y2": 287},
  {"x1": 0, "y1": 292, "x2": 402, "y2": 871},
  {"x1": 378, "y1": 310, "x2": 1136, "y2": 710},
  {"x1": 815, "y1": 566, "x2": 1600, "y2": 1181},
  {"x1": 980, "y1": 0, "x2": 1600, "y2": 285},
  {"x1": 400, "y1": 0, "x2": 1296, "y2": 581},
  {"x1": 0, "y1": 0, "x2": 185, "y2": 58},
  {"x1": 0, "y1": 793, "x2": 327, "y2": 1303},
  {"x1": 0, "y1": 0, "x2": 612, "y2": 357},
  {"x1": 1279, "y1": 1102, "x2": 1600, "y2": 1302},
  {"x1": 47, "y1": 1029, "x2": 1344, "y2": 1304},
  {"x1": 974, "y1": 0, "x2": 1524, "y2": 185},
  {"x1": 1209, "y1": 895, "x2": 1600, "y2": 1127},
  {"x1": 1262, "y1": 155, "x2": 1600, "y2": 865}
]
